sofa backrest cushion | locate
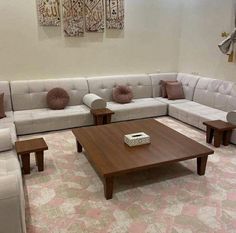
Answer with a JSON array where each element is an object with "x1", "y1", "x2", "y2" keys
[
  {"x1": 87, "y1": 74, "x2": 152, "y2": 101},
  {"x1": 10, "y1": 78, "x2": 89, "y2": 111},
  {"x1": 193, "y1": 77, "x2": 236, "y2": 112},
  {"x1": 149, "y1": 73, "x2": 178, "y2": 98},
  {"x1": 176, "y1": 73, "x2": 200, "y2": 100},
  {"x1": 0, "y1": 81, "x2": 12, "y2": 111}
]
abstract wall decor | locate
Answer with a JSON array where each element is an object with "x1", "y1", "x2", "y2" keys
[
  {"x1": 62, "y1": 0, "x2": 84, "y2": 37},
  {"x1": 106, "y1": 0, "x2": 124, "y2": 29},
  {"x1": 85, "y1": 0, "x2": 105, "y2": 32},
  {"x1": 37, "y1": 0, "x2": 60, "y2": 26}
]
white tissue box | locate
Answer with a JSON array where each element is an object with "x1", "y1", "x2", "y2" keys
[{"x1": 124, "y1": 132, "x2": 150, "y2": 147}]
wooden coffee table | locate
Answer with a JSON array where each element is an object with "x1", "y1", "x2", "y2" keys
[
  {"x1": 15, "y1": 138, "x2": 48, "y2": 174},
  {"x1": 203, "y1": 120, "x2": 236, "y2": 147},
  {"x1": 72, "y1": 119, "x2": 214, "y2": 199}
]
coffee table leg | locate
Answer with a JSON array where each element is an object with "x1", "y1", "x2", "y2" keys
[
  {"x1": 206, "y1": 126, "x2": 214, "y2": 143},
  {"x1": 223, "y1": 130, "x2": 232, "y2": 146},
  {"x1": 76, "y1": 140, "x2": 82, "y2": 153},
  {"x1": 35, "y1": 151, "x2": 44, "y2": 172},
  {"x1": 104, "y1": 176, "x2": 113, "y2": 200},
  {"x1": 21, "y1": 153, "x2": 30, "y2": 175},
  {"x1": 197, "y1": 156, "x2": 208, "y2": 176}
]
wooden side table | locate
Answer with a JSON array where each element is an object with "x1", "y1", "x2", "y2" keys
[
  {"x1": 203, "y1": 120, "x2": 236, "y2": 148},
  {"x1": 15, "y1": 138, "x2": 48, "y2": 174},
  {"x1": 90, "y1": 108, "x2": 114, "y2": 125}
]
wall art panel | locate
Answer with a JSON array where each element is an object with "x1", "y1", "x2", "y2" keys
[
  {"x1": 106, "y1": 0, "x2": 124, "y2": 29},
  {"x1": 62, "y1": 0, "x2": 84, "y2": 36},
  {"x1": 85, "y1": 0, "x2": 105, "y2": 32},
  {"x1": 37, "y1": 0, "x2": 60, "y2": 26}
]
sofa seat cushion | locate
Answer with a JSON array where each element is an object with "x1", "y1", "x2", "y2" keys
[
  {"x1": 169, "y1": 101, "x2": 227, "y2": 131},
  {"x1": 107, "y1": 98, "x2": 167, "y2": 122},
  {"x1": 154, "y1": 97, "x2": 190, "y2": 105},
  {"x1": 0, "y1": 152, "x2": 21, "y2": 176},
  {"x1": 14, "y1": 105, "x2": 93, "y2": 135}
]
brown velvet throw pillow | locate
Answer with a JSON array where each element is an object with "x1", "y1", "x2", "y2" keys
[
  {"x1": 47, "y1": 88, "x2": 70, "y2": 110},
  {"x1": 160, "y1": 80, "x2": 178, "y2": 98},
  {"x1": 166, "y1": 82, "x2": 185, "y2": 100},
  {"x1": 0, "y1": 93, "x2": 6, "y2": 119},
  {"x1": 113, "y1": 85, "x2": 133, "y2": 104}
]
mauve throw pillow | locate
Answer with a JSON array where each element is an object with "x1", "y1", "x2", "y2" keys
[
  {"x1": 160, "y1": 80, "x2": 178, "y2": 98},
  {"x1": 47, "y1": 88, "x2": 70, "y2": 110},
  {"x1": 166, "y1": 82, "x2": 185, "y2": 100},
  {"x1": 113, "y1": 85, "x2": 133, "y2": 104},
  {"x1": 0, "y1": 93, "x2": 6, "y2": 119}
]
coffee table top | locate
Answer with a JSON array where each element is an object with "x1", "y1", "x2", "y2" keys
[
  {"x1": 203, "y1": 120, "x2": 236, "y2": 131},
  {"x1": 72, "y1": 119, "x2": 214, "y2": 177},
  {"x1": 15, "y1": 138, "x2": 48, "y2": 155}
]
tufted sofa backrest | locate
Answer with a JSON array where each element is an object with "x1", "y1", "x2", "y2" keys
[
  {"x1": 193, "y1": 77, "x2": 236, "y2": 112},
  {"x1": 87, "y1": 74, "x2": 152, "y2": 101},
  {"x1": 10, "y1": 78, "x2": 89, "y2": 111},
  {"x1": 149, "y1": 73, "x2": 200, "y2": 100},
  {"x1": 0, "y1": 81, "x2": 12, "y2": 111}
]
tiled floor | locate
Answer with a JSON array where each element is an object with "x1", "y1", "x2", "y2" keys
[{"x1": 22, "y1": 117, "x2": 236, "y2": 233}]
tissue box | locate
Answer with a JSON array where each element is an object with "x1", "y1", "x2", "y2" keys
[{"x1": 124, "y1": 132, "x2": 150, "y2": 147}]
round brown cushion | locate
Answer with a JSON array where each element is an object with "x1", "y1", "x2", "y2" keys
[
  {"x1": 113, "y1": 85, "x2": 133, "y2": 104},
  {"x1": 47, "y1": 88, "x2": 70, "y2": 110}
]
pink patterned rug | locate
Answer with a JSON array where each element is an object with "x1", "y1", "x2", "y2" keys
[{"x1": 22, "y1": 117, "x2": 236, "y2": 233}]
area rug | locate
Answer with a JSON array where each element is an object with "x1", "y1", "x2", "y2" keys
[{"x1": 22, "y1": 117, "x2": 236, "y2": 233}]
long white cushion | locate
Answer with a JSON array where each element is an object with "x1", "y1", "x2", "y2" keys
[
  {"x1": 107, "y1": 98, "x2": 167, "y2": 122},
  {"x1": 193, "y1": 77, "x2": 236, "y2": 112},
  {"x1": 0, "y1": 128, "x2": 12, "y2": 152},
  {"x1": 169, "y1": 101, "x2": 227, "y2": 130},
  {"x1": 83, "y1": 93, "x2": 107, "y2": 109},
  {"x1": 169, "y1": 101, "x2": 236, "y2": 144},
  {"x1": 10, "y1": 78, "x2": 89, "y2": 111},
  {"x1": 87, "y1": 74, "x2": 152, "y2": 101},
  {"x1": 0, "y1": 149, "x2": 26, "y2": 233},
  {"x1": 14, "y1": 105, "x2": 93, "y2": 135}
]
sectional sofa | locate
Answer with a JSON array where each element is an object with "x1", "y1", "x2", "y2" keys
[{"x1": 0, "y1": 72, "x2": 236, "y2": 233}]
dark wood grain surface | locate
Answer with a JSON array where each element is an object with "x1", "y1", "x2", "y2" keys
[{"x1": 72, "y1": 119, "x2": 214, "y2": 177}]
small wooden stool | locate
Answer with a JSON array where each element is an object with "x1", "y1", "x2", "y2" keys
[
  {"x1": 203, "y1": 120, "x2": 236, "y2": 148},
  {"x1": 15, "y1": 138, "x2": 48, "y2": 174},
  {"x1": 90, "y1": 108, "x2": 114, "y2": 125}
]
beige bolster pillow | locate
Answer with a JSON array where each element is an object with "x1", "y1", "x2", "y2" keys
[
  {"x1": 226, "y1": 110, "x2": 236, "y2": 125},
  {"x1": 83, "y1": 94, "x2": 107, "y2": 110}
]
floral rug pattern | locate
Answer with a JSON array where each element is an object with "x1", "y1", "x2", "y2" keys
[{"x1": 22, "y1": 117, "x2": 236, "y2": 233}]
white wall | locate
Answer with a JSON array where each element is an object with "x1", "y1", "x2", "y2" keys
[
  {"x1": 178, "y1": 0, "x2": 236, "y2": 81},
  {"x1": 0, "y1": 0, "x2": 182, "y2": 80}
]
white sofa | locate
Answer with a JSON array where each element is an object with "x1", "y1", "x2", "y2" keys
[
  {"x1": 7, "y1": 73, "x2": 236, "y2": 144},
  {"x1": 0, "y1": 82, "x2": 26, "y2": 233},
  {"x1": 10, "y1": 78, "x2": 93, "y2": 135},
  {"x1": 87, "y1": 74, "x2": 167, "y2": 122}
]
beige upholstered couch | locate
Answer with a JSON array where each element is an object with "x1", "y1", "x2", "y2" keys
[
  {"x1": 0, "y1": 73, "x2": 236, "y2": 233},
  {"x1": 0, "y1": 81, "x2": 26, "y2": 233}
]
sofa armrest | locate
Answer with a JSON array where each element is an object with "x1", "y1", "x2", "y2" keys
[
  {"x1": 83, "y1": 93, "x2": 107, "y2": 110},
  {"x1": 226, "y1": 110, "x2": 236, "y2": 125},
  {"x1": 0, "y1": 128, "x2": 13, "y2": 152},
  {"x1": 0, "y1": 174, "x2": 26, "y2": 233}
]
